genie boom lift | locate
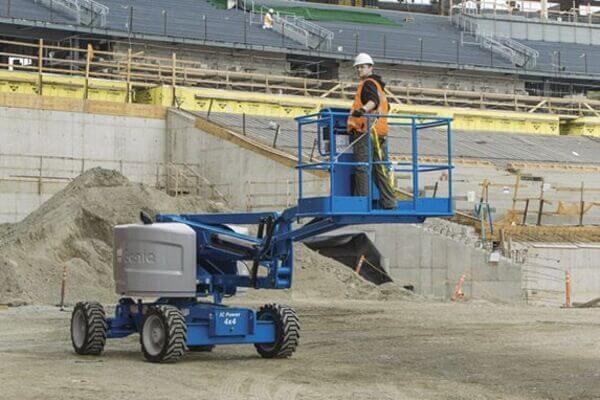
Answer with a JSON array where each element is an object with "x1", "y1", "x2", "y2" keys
[{"x1": 70, "y1": 110, "x2": 453, "y2": 362}]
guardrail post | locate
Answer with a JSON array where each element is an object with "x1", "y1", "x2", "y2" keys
[
  {"x1": 412, "y1": 118, "x2": 418, "y2": 211},
  {"x1": 126, "y1": 48, "x2": 132, "y2": 103},
  {"x1": 128, "y1": 6, "x2": 134, "y2": 34},
  {"x1": 38, "y1": 39, "x2": 43, "y2": 95},
  {"x1": 84, "y1": 43, "x2": 92, "y2": 100},
  {"x1": 171, "y1": 52, "x2": 177, "y2": 106},
  {"x1": 244, "y1": 12, "x2": 247, "y2": 44},
  {"x1": 272, "y1": 124, "x2": 280, "y2": 148}
]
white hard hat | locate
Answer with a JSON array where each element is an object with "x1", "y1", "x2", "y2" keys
[
  {"x1": 269, "y1": 8, "x2": 274, "y2": 13},
  {"x1": 353, "y1": 53, "x2": 374, "y2": 67}
]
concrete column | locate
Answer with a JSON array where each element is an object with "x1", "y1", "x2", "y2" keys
[{"x1": 540, "y1": 0, "x2": 548, "y2": 21}]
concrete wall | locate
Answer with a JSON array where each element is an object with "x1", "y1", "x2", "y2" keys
[
  {"x1": 114, "y1": 42, "x2": 289, "y2": 76},
  {"x1": 467, "y1": 15, "x2": 600, "y2": 45},
  {"x1": 518, "y1": 242, "x2": 600, "y2": 306},
  {"x1": 166, "y1": 109, "x2": 328, "y2": 210},
  {"x1": 0, "y1": 106, "x2": 166, "y2": 222},
  {"x1": 337, "y1": 62, "x2": 526, "y2": 94},
  {"x1": 343, "y1": 222, "x2": 523, "y2": 301},
  {"x1": 116, "y1": 40, "x2": 526, "y2": 94}
]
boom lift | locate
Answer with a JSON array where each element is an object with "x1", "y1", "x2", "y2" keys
[{"x1": 70, "y1": 109, "x2": 453, "y2": 362}]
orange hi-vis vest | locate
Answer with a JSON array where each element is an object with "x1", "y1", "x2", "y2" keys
[{"x1": 347, "y1": 77, "x2": 389, "y2": 136}]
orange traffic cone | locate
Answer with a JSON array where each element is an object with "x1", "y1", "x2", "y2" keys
[{"x1": 451, "y1": 274, "x2": 466, "y2": 301}]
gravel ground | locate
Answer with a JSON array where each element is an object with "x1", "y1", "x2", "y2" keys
[{"x1": 1, "y1": 299, "x2": 599, "y2": 400}]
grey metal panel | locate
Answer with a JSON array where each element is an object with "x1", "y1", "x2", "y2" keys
[
  {"x1": 114, "y1": 223, "x2": 197, "y2": 297},
  {"x1": 575, "y1": 26, "x2": 591, "y2": 45},
  {"x1": 512, "y1": 22, "x2": 527, "y2": 40},
  {"x1": 593, "y1": 29, "x2": 600, "y2": 45},
  {"x1": 529, "y1": 23, "x2": 543, "y2": 41}
]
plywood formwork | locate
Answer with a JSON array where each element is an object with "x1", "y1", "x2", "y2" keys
[{"x1": 144, "y1": 85, "x2": 560, "y2": 135}]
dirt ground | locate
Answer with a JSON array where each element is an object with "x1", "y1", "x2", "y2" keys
[{"x1": 1, "y1": 298, "x2": 599, "y2": 400}]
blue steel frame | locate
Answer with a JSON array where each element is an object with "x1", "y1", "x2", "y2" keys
[{"x1": 105, "y1": 110, "x2": 454, "y2": 349}]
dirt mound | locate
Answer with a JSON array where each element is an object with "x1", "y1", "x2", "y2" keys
[
  {"x1": 292, "y1": 245, "x2": 412, "y2": 301},
  {"x1": 0, "y1": 168, "x2": 214, "y2": 305},
  {"x1": 243, "y1": 245, "x2": 413, "y2": 302}
]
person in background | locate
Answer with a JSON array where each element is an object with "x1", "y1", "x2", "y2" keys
[{"x1": 263, "y1": 9, "x2": 274, "y2": 29}]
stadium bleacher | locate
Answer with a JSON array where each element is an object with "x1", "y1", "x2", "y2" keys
[{"x1": 1, "y1": 0, "x2": 599, "y2": 76}]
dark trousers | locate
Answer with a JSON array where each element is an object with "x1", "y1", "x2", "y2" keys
[{"x1": 352, "y1": 131, "x2": 396, "y2": 209}]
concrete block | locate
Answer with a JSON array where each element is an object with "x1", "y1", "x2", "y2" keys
[
  {"x1": 496, "y1": 259, "x2": 522, "y2": 282},
  {"x1": 419, "y1": 233, "x2": 433, "y2": 269},
  {"x1": 430, "y1": 236, "x2": 448, "y2": 269},
  {"x1": 393, "y1": 234, "x2": 421, "y2": 269},
  {"x1": 470, "y1": 248, "x2": 499, "y2": 281},
  {"x1": 419, "y1": 268, "x2": 432, "y2": 294},
  {"x1": 446, "y1": 244, "x2": 470, "y2": 280}
]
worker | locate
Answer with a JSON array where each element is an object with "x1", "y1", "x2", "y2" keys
[
  {"x1": 347, "y1": 53, "x2": 396, "y2": 209},
  {"x1": 263, "y1": 9, "x2": 274, "y2": 30}
]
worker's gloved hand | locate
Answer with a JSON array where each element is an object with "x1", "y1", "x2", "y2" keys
[{"x1": 351, "y1": 107, "x2": 366, "y2": 117}]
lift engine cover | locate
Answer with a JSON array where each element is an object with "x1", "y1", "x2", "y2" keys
[{"x1": 113, "y1": 223, "x2": 197, "y2": 297}]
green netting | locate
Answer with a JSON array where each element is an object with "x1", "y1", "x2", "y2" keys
[
  {"x1": 208, "y1": 0, "x2": 228, "y2": 9},
  {"x1": 205, "y1": 0, "x2": 400, "y2": 27},
  {"x1": 270, "y1": 7, "x2": 400, "y2": 26}
]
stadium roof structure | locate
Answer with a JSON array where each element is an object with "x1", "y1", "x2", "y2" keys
[{"x1": 1, "y1": 0, "x2": 600, "y2": 80}]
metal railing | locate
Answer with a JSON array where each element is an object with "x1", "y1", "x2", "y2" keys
[
  {"x1": 296, "y1": 111, "x2": 453, "y2": 215},
  {"x1": 166, "y1": 162, "x2": 229, "y2": 204},
  {"x1": 454, "y1": 13, "x2": 539, "y2": 69},
  {"x1": 34, "y1": 0, "x2": 108, "y2": 27}
]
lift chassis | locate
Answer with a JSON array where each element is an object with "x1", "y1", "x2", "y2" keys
[{"x1": 70, "y1": 109, "x2": 454, "y2": 362}]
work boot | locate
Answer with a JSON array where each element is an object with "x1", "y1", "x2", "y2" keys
[{"x1": 381, "y1": 200, "x2": 396, "y2": 210}]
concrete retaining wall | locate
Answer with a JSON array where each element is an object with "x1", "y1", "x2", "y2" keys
[
  {"x1": 520, "y1": 242, "x2": 600, "y2": 306},
  {"x1": 0, "y1": 106, "x2": 166, "y2": 222}
]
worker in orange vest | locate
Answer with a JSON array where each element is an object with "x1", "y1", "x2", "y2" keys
[
  {"x1": 263, "y1": 9, "x2": 274, "y2": 30},
  {"x1": 347, "y1": 53, "x2": 396, "y2": 209}
]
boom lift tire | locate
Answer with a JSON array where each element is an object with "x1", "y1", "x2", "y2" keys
[
  {"x1": 71, "y1": 302, "x2": 107, "y2": 355},
  {"x1": 254, "y1": 304, "x2": 299, "y2": 358},
  {"x1": 140, "y1": 305, "x2": 187, "y2": 363}
]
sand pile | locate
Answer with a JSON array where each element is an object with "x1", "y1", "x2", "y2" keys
[
  {"x1": 0, "y1": 167, "x2": 410, "y2": 305},
  {"x1": 291, "y1": 245, "x2": 412, "y2": 301},
  {"x1": 0, "y1": 168, "x2": 215, "y2": 305}
]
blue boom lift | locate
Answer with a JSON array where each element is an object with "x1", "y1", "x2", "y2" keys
[{"x1": 70, "y1": 109, "x2": 453, "y2": 362}]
